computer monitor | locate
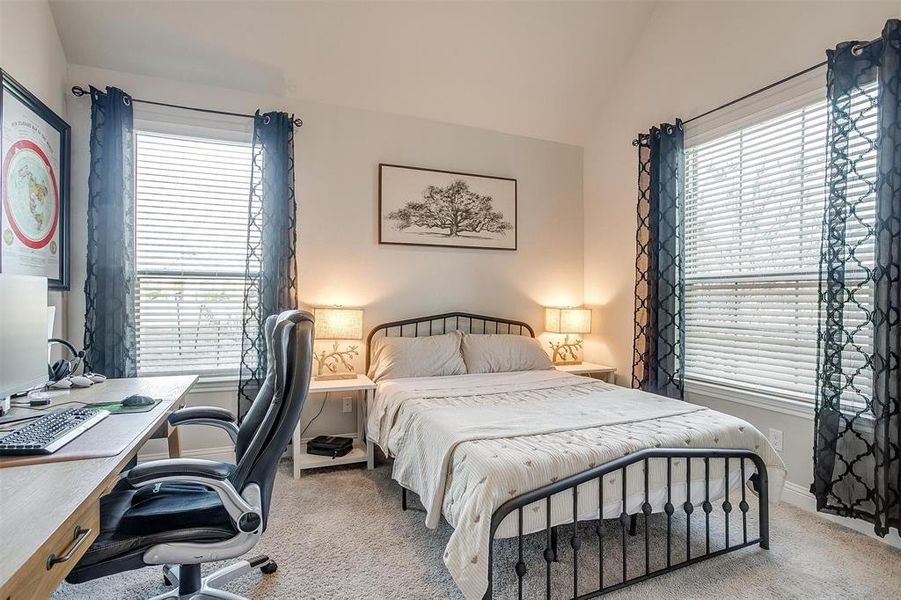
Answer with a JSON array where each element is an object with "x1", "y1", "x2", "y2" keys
[{"x1": 0, "y1": 274, "x2": 49, "y2": 399}]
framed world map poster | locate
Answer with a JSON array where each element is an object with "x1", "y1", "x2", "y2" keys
[{"x1": 1, "y1": 70, "x2": 70, "y2": 290}]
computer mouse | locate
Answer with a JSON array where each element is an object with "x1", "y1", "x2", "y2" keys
[
  {"x1": 69, "y1": 376, "x2": 94, "y2": 387},
  {"x1": 121, "y1": 394, "x2": 155, "y2": 407}
]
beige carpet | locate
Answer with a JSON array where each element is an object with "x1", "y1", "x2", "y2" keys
[{"x1": 53, "y1": 462, "x2": 901, "y2": 599}]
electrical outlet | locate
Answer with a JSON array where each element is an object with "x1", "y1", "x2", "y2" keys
[
  {"x1": 342, "y1": 396, "x2": 353, "y2": 413},
  {"x1": 768, "y1": 428, "x2": 783, "y2": 452}
]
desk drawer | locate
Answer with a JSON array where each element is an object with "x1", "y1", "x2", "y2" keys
[{"x1": 1, "y1": 499, "x2": 99, "y2": 600}]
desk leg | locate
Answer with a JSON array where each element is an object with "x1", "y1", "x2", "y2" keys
[
  {"x1": 365, "y1": 389, "x2": 374, "y2": 470},
  {"x1": 167, "y1": 423, "x2": 181, "y2": 458},
  {"x1": 292, "y1": 422, "x2": 301, "y2": 479}
]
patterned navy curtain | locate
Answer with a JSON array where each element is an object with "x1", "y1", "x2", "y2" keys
[
  {"x1": 813, "y1": 19, "x2": 900, "y2": 536},
  {"x1": 631, "y1": 121, "x2": 685, "y2": 399},
  {"x1": 82, "y1": 86, "x2": 137, "y2": 378},
  {"x1": 238, "y1": 112, "x2": 298, "y2": 418}
]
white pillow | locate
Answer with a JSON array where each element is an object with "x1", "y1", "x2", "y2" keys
[
  {"x1": 461, "y1": 333, "x2": 553, "y2": 374},
  {"x1": 367, "y1": 331, "x2": 467, "y2": 381}
]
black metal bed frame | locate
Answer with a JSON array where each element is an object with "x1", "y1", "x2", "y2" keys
[
  {"x1": 484, "y1": 448, "x2": 769, "y2": 599},
  {"x1": 367, "y1": 312, "x2": 770, "y2": 600},
  {"x1": 365, "y1": 311, "x2": 534, "y2": 371}
]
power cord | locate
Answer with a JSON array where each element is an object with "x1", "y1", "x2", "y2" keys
[{"x1": 300, "y1": 392, "x2": 329, "y2": 438}]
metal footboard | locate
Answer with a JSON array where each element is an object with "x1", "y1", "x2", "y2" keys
[{"x1": 484, "y1": 448, "x2": 770, "y2": 599}]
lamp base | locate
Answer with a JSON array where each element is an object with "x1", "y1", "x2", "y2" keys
[
  {"x1": 553, "y1": 359, "x2": 583, "y2": 366},
  {"x1": 314, "y1": 372, "x2": 359, "y2": 381}
]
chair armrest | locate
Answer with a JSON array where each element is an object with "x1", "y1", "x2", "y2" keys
[
  {"x1": 125, "y1": 459, "x2": 259, "y2": 530},
  {"x1": 127, "y1": 458, "x2": 232, "y2": 486},
  {"x1": 168, "y1": 406, "x2": 239, "y2": 444},
  {"x1": 169, "y1": 406, "x2": 235, "y2": 425}
]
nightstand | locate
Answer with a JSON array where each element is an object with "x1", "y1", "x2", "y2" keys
[
  {"x1": 555, "y1": 361, "x2": 616, "y2": 384},
  {"x1": 292, "y1": 374, "x2": 376, "y2": 478}
]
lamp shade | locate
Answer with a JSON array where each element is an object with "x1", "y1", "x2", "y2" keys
[
  {"x1": 545, "y1": 307, "x2": 591, "y2": 334},
  {"x1": 314, "y1": 307, "x2": 363, "y2": 340}
]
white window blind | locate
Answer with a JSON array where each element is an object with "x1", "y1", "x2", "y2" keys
[
  {"x1": 683, "y1": 83, "x2": 878, "y2": 403},
  {"x1": 135, "y1": 131, "x2": 257, "y2": 376}
]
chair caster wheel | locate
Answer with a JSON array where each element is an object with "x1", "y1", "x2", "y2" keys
[{"x1": 261, "y1": 561, "x2": 277, "y2": 575}]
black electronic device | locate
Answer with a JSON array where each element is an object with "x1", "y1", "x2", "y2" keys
[
  {"x1": 121, "y1": 394, "x2": 155, "y2": 408},
  {"x1": 306, "y1": 435, "x2": 354, "y2": 458},
  {"x1": 48, "y1": 338, "x2": 82, "y2": 382}
]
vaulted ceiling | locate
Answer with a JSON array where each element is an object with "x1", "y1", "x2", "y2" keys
[{"x1": 49, "y1": 1, "x2": 657, "y2": 145}]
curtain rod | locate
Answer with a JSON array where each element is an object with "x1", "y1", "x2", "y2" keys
[
  {"x1": 681, "y1": 60, "x2": 826, "y2": 126},
  {"x1": 71, "y1": 86, "x2": 303, "y2": 127},
  {"x1": 633, "y1": 36, "x2": 879, "y2": 142}
]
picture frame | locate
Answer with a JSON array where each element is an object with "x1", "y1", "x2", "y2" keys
[
  {"x1": 379, "y1": 163, "x2": 517, "y2": 251},
  {"x1": 1, "y1": 70, "x2": 71, "y2": 290}
]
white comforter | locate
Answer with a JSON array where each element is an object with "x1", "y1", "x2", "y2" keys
[{"x1": 367, "y1": 370, "x2": 786, "y2": 600}]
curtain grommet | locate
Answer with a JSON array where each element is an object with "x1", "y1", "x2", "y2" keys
[{"x1": 851, "y1": 43, "x2": 865, "y2": 57}]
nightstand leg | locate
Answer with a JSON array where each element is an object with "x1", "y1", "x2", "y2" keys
[
  {"x1": 292, "y1": 421, "x2": 301, "y2": 479},
  {"x1": 365, "y1": 389, "x2": 374, "y2": 470}
]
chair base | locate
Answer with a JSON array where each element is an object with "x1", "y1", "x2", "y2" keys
[{"x1": 150, "y1": 556, "x2": 275, "y2": 600}]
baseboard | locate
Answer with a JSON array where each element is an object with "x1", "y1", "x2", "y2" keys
[
  {"x1": 780, "y1": 481, "x2": 901, "y2": 549},
  {"x1": 138, "y1": 445, "x2": 235, "y2": 464}
]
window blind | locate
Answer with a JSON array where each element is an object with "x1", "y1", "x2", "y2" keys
[
  {"x1": 683, "y1": 84, "x2": 877, "y2": 404},
  {"x1": 134, "y1": 131, "x2": 257, "y2": 376}
]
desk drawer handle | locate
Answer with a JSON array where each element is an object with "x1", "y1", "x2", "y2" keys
[{"x1": 47, "y1": 526, "x2": 92, "y2": 570}]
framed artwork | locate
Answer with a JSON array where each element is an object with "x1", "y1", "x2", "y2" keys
[
  {"x1": 379, "y1": 163, "x2": 517, "y2": 250},
  {"x1": 1, "y1": 70, "x2": 70, "y2": 290}
]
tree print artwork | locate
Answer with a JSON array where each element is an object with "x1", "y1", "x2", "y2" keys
[
  {"x1": 387, "y1": 179, "x2": 512, "y2": 238},
  {"x1": 379, "y1": 164, "x2": 517, "y2": 250}
]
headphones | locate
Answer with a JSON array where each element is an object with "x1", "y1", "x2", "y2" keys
[{"x1": 48, "y1": 338, "x2": 83, "y2": 382}]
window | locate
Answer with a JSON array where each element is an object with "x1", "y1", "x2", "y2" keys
[
  {"x1": 683, "y1": 83, "x2": 877, "y2": 403},
  {"x1": 134, "y1": 130, "x2": 257, "y2": 376}
]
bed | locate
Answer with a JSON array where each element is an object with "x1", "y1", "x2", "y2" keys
[{"x1": 364, "y1": 312, "x2": 786, "y2": 600}]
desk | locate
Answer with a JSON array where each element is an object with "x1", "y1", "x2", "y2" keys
[{"x1": 0, "y1": 376, "x2": 196, "y2": 600}]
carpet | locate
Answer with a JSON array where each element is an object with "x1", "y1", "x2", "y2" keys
[{"x1": 52, "y1": 462, "x2": 901, "y2": 599}]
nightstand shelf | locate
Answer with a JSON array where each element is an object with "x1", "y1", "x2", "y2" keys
[
  {"x1": 292, "y1": 374, "x2": 376, "y2": 478},
  {"x1": 294, "y1": 440, "x2": 368, "y2": 471},
  {"x1": 555, "y1": 361, "x2": 616, "y2": 383}
]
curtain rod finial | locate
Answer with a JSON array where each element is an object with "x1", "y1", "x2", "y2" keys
[{"x1": 71, "y1": 85, "x2": 88, "y2": 97}]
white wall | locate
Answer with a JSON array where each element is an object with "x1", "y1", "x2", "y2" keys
[
  {"x1": 581, "y1": 1, "x2": 899, "y2": 543},
  {"x1": 1, "y1": 0, "x2": 69, "y2": 343},
  {"x1": 63, "y1": 64, "x2": 584, "y2": 456}
]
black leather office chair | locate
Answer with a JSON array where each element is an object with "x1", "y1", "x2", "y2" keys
[{"x1": 66, "y1": 310, "x2": 314, "y2": 600}]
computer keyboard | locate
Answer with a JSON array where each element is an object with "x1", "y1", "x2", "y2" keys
[{"x1": 0, "y1": 407, "x2": 109, "y2": 456}]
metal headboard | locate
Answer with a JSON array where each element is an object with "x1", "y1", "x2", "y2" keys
[{"x1": 365, "y1": 312, "x2": 535, "y2": 371}]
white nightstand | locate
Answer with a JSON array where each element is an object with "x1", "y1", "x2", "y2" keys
[
  {"x1": 555, "y1": 361, "x2": 616, "y2": 384},
  {"x1": 292, "y1": 374, "x2": 377, "y2": 478}
]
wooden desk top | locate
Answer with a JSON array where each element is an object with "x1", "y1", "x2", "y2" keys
[{"x1": 0, "y1": 376, "x2": 196, "y2": 590}]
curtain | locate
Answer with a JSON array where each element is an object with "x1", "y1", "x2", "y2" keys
[
  {"x1": 82, "y1": 86, "x2": 137, "y2": 378},
  {"x1": 813, "y1": 19, "x2": 900, "y2": 536},
  {"x1": 631, "y1": 121, "x2": 686, "y2": 399},
  {"x1": 238, "y1": 112, "x2": 298, "y2": 418}
]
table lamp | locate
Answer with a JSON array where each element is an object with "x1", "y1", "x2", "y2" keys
[
  {"x1": 545, "y1": 307, "x2": 591, "y2": 365},
  {"x1": 313, "y1": 307, "x2": 364, "y2": 380}
]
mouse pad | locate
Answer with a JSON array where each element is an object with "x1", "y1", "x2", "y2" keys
[{"x1": 94, "y1": 399, "x2": 161, "y2": 414}]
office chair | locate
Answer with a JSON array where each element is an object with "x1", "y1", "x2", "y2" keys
[{"x1": 66, "y1": 310, "x2": 314, "y2": 600}]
